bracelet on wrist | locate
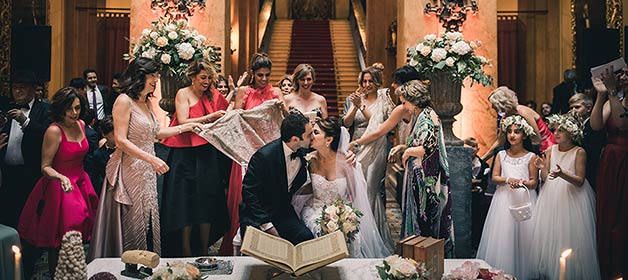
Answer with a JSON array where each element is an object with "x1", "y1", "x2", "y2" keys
[
  {"x1": 177, "y1": 126, "x2": 182, "y2": 134},
  {"x1": 505, "y1": 177, "x2": 510, "y2": 184}
]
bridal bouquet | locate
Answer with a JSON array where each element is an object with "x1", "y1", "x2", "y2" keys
[
  {"x1": 407, "y1": 31, "x2": 493, "y2": 86},
  {"x1": 124, "y1": 17, "x2": 219, "y2": 78},
  {"x1": 376, "y1": 254, "x2": 430, "y2": 280},
  {"x1": 316, "y1": 199, "x2": 363, "y2": 242},
  {"x1": 151, "y1": 261, "x2": 202, "y2": 280},
  {"x1": 442, "y1": 261, "x2": 514, "y2": 280}
]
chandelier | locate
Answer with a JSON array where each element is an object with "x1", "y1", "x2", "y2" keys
[
  {"x1": 424, "y1": 0, "x2": 479, "y2": 32},
  {"x1": 151, "y1": 0, "x2": 206, "y2": 21}
]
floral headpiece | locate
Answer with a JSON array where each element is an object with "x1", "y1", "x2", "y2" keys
[
  {"x1": 546, "y1": 114, "x2": 584, "y2": 143},
  {"x1": 500, "y1": 115, "x2": 535, "y2": 137}
]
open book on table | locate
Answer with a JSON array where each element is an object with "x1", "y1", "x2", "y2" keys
[{"x1": 240, "y1": 226, "x2": 349, "y2": 276}]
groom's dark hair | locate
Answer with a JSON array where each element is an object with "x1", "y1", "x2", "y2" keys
[{"x1": 281, "y1": 112, "x2": 309, "y2": 142}]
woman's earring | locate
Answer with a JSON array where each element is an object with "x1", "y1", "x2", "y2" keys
[{"x1": 326, "y1": 143, "x2": 330, "y2": 147}]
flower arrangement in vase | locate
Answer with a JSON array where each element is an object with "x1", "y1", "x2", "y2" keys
[{"x1": 407, "y1": 31, "x2": 493, "y2": 87}]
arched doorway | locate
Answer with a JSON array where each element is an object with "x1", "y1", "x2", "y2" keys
[{"x1": 291, "y1": 0, "x2": 333, "y2": 20}]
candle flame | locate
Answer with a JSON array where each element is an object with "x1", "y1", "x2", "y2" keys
[
  {"x1": 11, "y1": 245, "x2": 20, "y2": 254},
  {"x1": 561, "y1": 249, "x2": 572, "y2": 258}
]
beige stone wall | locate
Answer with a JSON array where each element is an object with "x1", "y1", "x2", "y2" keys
[{"x1": 396, "y1": 0, "x2": 498, "y2": 154}]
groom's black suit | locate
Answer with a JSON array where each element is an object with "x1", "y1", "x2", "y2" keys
[{"x1": 239, "y1": 139, "x2": 315, "y2": 245}]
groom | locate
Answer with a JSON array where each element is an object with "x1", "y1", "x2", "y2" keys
[{"x1": 239, "y1": 113, "x2": 315, "y2": 244}]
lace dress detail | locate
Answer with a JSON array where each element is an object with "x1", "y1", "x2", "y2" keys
[{"x1": 300, "y1": 174, "x2": 349, "y2": 236}]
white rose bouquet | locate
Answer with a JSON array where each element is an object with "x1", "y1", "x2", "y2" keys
[
  {"x1": 376, "y1": 255, "x2": 430, "y2": 280},
  {"x1": 151, "y1": 261, "x2": 202, "y2": 280},
  {"x1": 407, "y1": 32, "x2": 493, "y2": 87},
  {"x1": 316, "y1": 199, "x2": 363, "y2": 242},
  {"x1": 442, "y1": 260, "x2": 514, "y2": 280},
  {"x1": 124, "y1": 17, "x2": 219, "y2": 78}
]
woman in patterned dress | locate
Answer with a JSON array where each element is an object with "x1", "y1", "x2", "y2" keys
[
  {"x1": 396, "y1": 80, "x2": 454, "y2": 257},
  {"x1": 88, "y1": 57, "x2": 201, "y2": 259}
]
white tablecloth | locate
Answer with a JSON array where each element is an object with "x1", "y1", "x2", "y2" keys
[{"x1": 88, "y1": 257, "x2": 491, "y2": 279}]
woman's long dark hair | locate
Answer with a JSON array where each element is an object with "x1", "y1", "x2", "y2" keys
[
  {"x1": 315, "y1": 117, "x2": 341, "y2": 152},
  {"x1": 118, "y1": 57, "x2": 160, "y2": 100}
]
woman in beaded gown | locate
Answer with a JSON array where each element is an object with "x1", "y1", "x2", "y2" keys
[
  {"x1": 284, "y1": 64, "x2": 328, "y2": 120},
  {"x1": 88, "y1": 57, "x2": 201, "y2": 259},
  {"x1": 296, "y1": 118, "x2": 391, "y2": 258},
  {"x1": 341, "y1": 63, "x2": 395, "y2": 250},
  {"x1": 220, "y1": 53, "x2": 288, "y2": 255}
]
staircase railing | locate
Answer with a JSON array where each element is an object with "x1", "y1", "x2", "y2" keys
[
  {"x1": 258, "y1": 0, "x2": 275, "y2": 53},
  {"x1": 349, "y1": 0, "x2": 367, "y2": 70}
]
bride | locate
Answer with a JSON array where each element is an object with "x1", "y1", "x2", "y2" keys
[{"x1": 293, "y1": 117, "x2": 392, "y2": 258}]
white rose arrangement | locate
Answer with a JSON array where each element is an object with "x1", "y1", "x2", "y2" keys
[
  {"x1": 500, "y1": 115, "x2": 536, "y2": 137},
  {"x1": 316, "y1": 199, "x2": 363, "y2": 242},
  {"x1": 124, "y1": 17, "x2": 219, "y2": 78},
  {"x1": 546, "y1": 113, "x2": 584, "y2": 143},
  {"x1": 407, "y1": 31, "x2": 493, "y2": 87},
  {"x1": 376, "y1": 255, "x2": 430, "y2": 280},
  {"x1": 151, "y1": 261, "x2": 202, "y2": 280},
  {"x1": 442, "y1": 260, "x2": 514, "y2": 280}
]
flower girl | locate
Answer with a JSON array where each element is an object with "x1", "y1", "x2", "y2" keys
[
  {"x1": 530, "y1": 114, "x2": 600, "y2": 279},
  {"x1": 476, "y1": 115, "x2": 538, "y2": 280}
]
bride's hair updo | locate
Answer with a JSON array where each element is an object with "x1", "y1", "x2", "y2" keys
[{"x1": 316, "y1": 117, "x2": 341, "y2": 152}]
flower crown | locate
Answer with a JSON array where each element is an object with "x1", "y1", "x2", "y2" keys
[
  {"x1": 546, "y1": 114, "x2": 584, "y2": 143},
  {"x1": 500, "y1": 115, "x2": 536, "y2": 137}
]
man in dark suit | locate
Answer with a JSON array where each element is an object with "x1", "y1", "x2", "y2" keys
[
  {"x1": 0, "y1": 72, "x2": 52, "y2": 228},
  {"x1": 83, "y1": 68, "x2": 116, "y2": 122},
  {"x1": 239, "y1": 113, "x2": 315, "y2": 245},
  {"x1": 552, "y1": 69, "x2": 580, "y2": 114}
]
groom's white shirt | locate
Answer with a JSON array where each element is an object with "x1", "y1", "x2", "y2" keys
[{"x1": 259, "y1": 142, "x2": 305, "y2": 232}]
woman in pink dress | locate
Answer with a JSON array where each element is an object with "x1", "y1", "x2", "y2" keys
[
  {"x1": 219, "y1": 53, "x2": 287, "y2": 255},
  {"x1": 18, "y1": 87, "x2": 99, "y2": 275},
  {"x1": 484, "y1": 86, "x2": 556, "y2": 160}
]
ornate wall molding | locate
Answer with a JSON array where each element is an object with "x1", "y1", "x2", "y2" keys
[
  {"x1": 606, "y1": 0, "x2": 623, "y2": 55},
  {"x1": 0, "y1": 0, "x2": 11, "y2": 97}
]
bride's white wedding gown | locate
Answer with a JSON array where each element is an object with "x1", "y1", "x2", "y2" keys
[{"x1": 300, "y1": 173, "x2": 390, "y2": 258}]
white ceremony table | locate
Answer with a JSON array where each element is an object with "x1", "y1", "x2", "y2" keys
[{"x1": 88, "y1": 257, "x2": 491, "y2": 279}]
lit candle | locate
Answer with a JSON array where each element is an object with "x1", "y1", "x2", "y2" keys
[
  {"x1": 559, "y1": 249, "x2": 572, "y2": 280},
  {"x1": 12, "y1": 245, "x2": 21, "y2": 280}
]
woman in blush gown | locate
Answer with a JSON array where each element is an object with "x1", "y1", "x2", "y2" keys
[{"x1": 294, "y1": 118, "x2": 391, "y2": 258}]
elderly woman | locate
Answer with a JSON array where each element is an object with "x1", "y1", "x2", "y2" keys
[
  {"x1": 284, "y1": 64, "x2": 328, "y2": 120},
  {"x1": 160, "y1": 58, "x2": 230, "y2": 257},
  {"x1": 89, "y1": 57, "x2": 201, "y2": 259},
  {"x1": 396, "y1": 80, "x2": 454, "y2": 257},
  {"x1": 591, "y1": 68, "x2": 628, "y2": 280},
  {"x1": 483, "y1": 86, "x2": 556, "y2": 160}
]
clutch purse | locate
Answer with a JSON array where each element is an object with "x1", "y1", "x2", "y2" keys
[{"x1": 509, "y1": 185, "x2": 532, "y2": 222}]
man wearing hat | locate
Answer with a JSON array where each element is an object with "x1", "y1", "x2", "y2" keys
[{"x1": 0, "y1": 72, "x2": 52, "y2": 228}]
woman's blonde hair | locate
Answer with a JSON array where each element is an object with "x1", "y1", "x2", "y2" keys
[
  {"x1": 395, "y1": 80, "x2": 431, "y2": 108},
  {"x1": 292, "y1": 64, "x2": 316, "y2": 91},
  {"x1": 488, "y1": 86, "x2": 518, "y2": 113}
]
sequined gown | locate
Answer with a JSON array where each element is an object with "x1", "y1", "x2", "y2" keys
[{"x1": 89, "y1": 99, "x2": 161, "y2": 259}]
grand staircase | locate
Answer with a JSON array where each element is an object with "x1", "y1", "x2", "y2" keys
[{"x1": 267, "y1": 19, "x2": 361, "y2": 117}]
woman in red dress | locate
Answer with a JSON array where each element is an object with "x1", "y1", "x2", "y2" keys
[
  {"x1": 161, "y1": 58, "x2": 231, "y2": 256},
  {"x1": 18, "y1": 87, "x2": 98, "y2": 274},
  {"x1": 591, "y1": 69, "x2": 628, "y2": 279},
  {"x1": 219, "y1": 53, "x2": 287, "y2": 255}
]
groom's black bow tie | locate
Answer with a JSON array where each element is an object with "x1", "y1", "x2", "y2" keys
[
  {"x1": 11, "y1": 102, "x2": 30, "y2": 110},
  {"x1": 290, "y1": 148, "x2": 307, "y2": 160}
]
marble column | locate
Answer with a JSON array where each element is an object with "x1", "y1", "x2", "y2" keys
[
  {"x1": 130, "y1": 0, "x2": 230, "y2": 126},
  {"x1": 396, "y1": 0, "x2": 498, "y2": 258}
]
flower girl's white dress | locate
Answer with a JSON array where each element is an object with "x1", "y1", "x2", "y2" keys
[
  {"x1": 476, "y1": 151, "x2": 537, "y2": 280},
  {"x1": 529, "y1": 145, "x2": 600, "y2": 279}
]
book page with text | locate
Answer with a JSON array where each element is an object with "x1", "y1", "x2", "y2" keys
[
  {"x1": 294, "y1": 231, "x2": 348, "y2": 269},
  {"x1": 241, "y1": 227, "x2": 295, "y2": 268}
]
